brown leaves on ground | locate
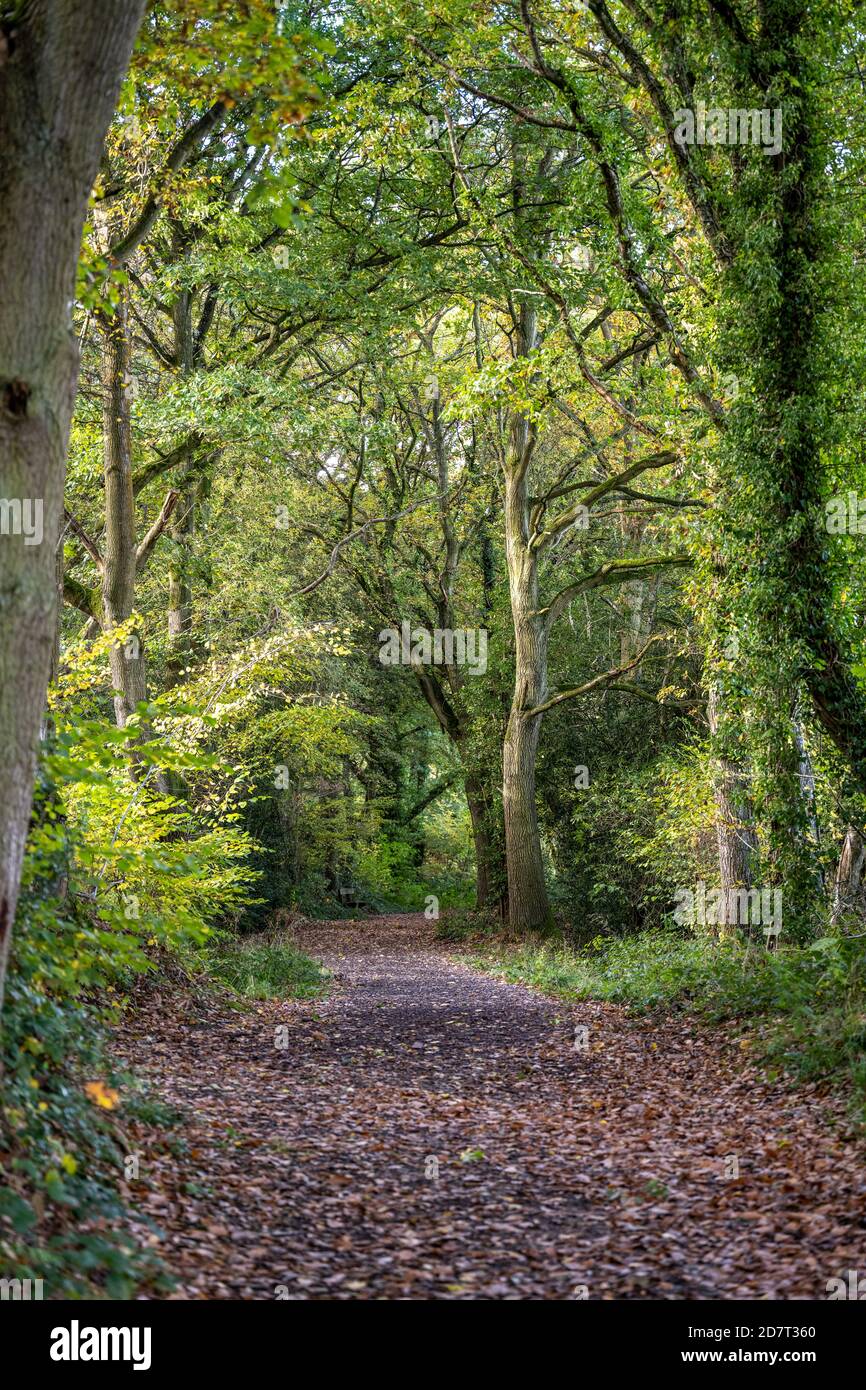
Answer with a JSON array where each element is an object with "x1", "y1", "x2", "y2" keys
[{"x1": 116, "y1": 915, "x2": 866, "y2": 1299}]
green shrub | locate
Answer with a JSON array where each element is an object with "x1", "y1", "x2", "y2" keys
[
  {"x1": 0, "y1": 882, "x2": 172, "y2": 1299},
  {"x1": 206, "y1": 937, "x2": 329, "y2": 999},
  {"x1": 1, "y1": 645, "x2": 264, "y2": 1298},
  {"x1": 436, "y1": 907, "x2": 504, "y2": 943}
]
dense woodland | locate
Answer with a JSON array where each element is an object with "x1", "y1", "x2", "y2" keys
[{"x1": 2, "y1": 0, "x2": 866, "y2": 1305}]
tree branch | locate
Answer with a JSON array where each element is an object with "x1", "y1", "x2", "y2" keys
[
  {"x1": 539, "y1": 552, "x2": 691, "y2": 627},
  {"x1": 519, "y1": 0, "x2": 727, "y2": 423},
  {"x1": 108, "y1": 101, "x2": 228, "y2": 266},
  {"x1": 289, "y1": 501, "x2": 428, "y2": 599},
  {"x1": 136, "y1": 490, "x2": 179, "y2": 572},
  {"x1": 523, "y1": 634, "x2": 666, "y2": 717},
  {"x1": 63, "y1": 509, "x2": 103, "y2": 572},
  {"x1": 403, "y1": 773, "x2": 458, "y2": 823},
  {"x1": 132, "y1": 434, "x2": 203, "y2": 495},
  {"x1": 409, "y1": 37, "x2": 580, "y2": 133},
  {"x1": 585, "y1": 0, "x2": 733, "y2": 263},
  {"x1": 606, "y1": 680, "x2": 705, "y2": 708},
  {"x1": 62, "y1": 575, "x2": 100, "y2": 619},
  {"x1": 532, "y1": 448, "x2": 678, "y2": 547}
]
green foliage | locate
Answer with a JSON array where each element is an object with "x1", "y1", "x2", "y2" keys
[
  {"x1": 353, "y1": 835, "x2": 419, "y2": 909},
  {"x1": 8, "y1": 0, "x2": 866, "y2": 1299},
  {"x1": 0, "y1": 877, "x2": 169, "y2": 1298},
  {"x1": 1, "y1": 636, "x2": 264, "y2": 1295},
  {"x1": 206, "y1": 935, "x2": 329, "y2": 1000},
  {"x1": 436, "y1": 908, "x2": 503, "y2": 943}
]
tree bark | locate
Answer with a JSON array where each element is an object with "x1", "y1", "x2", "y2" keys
[
  {"x1": 501, "y1": 312, "x2": 551, "y2": 931},
  {"x1": 707, "y1": 685, "x2": 758, "y2": 934},
  {"x1": 404, "y1": 381, "x2": 508, "y2": 913},
  {"x1": 793, "y1": 718, "x2": 821, "y2": 853},
  {"x1": 502, "y1": 697, "x2": 549, "y2": 931},
  {"x1": 412, "y1": 666, "x2": 505, "y2": 910},
  {"x1": 464, "y1": 771, "x2": 506, "y2": 916},
  {"x1": 720, "y1": 0, "x2": 866, "y2": 819},
  {"x1": 0, "y1": 0, "x2": 146, "y2": 1019},
  {"x1": 100, "y1": 291, "x2": 150, "y2": 726},
  {"x1": 167, "y1": 284, "x2": 195, "y2": 684},
  {"x1": 832, "y1": 827, "x2": 866, "y2": 925}
]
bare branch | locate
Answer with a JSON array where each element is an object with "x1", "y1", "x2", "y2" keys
[
  {"x1": 62, "y1": 575, "x2": 100, "y2": 619},
  {"x1": 606, "y1": 680, "x2": 705, "y2": 708},
  {"x1": 584, "y1": 1, "x2": 733, "y2": 263},
  {"x1": 289, "y1": 502, "x2": 428, "y2": 599},
  {"x1": 533, "y1": 448, "x2": 678, "y2": 547},
  {"x1": 409, "y1": 37, "x2": 579, "y2": 133},
  {"x1": 132, "y1": 434, "x2": 203, "y2": 495},
  {"x1": 519, "y1": 0, "x2": 728, "y2": 423},
  {"x1": 403, "y1": 773, "x2": 458, "y2": 823}
]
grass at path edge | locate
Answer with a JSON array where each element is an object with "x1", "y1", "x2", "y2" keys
[
  {"x1": 206, "y1": 936, "x2": 330, "y2": 1001},
  {"x1": 452, "y1": 926, "x2": 866, "y2": 1122}
]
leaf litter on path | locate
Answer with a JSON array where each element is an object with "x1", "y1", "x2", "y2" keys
[{"x1": 116, "y1": 915, "x2": 866, "y2": 1300}]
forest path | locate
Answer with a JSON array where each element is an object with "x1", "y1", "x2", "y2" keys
[{"x1": 124, "y1": 914, "x2": 866, "y2": 1299}]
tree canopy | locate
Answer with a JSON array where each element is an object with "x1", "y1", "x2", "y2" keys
[{"x1": 2, "y1": 0, "x2": 866, "y2": 1310}]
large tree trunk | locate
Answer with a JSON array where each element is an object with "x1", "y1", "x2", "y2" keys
[
  {"x1": 0, "y1": 0, "x2": 146, "y2": 1020},
  {"x1": 502, "y1": 698, "x2": 549, "y2": 931},
  {"x1": 412, "y1": 667, "x2": 505, "y2": 910},
  {"x1": 502, "y1": 374, "x2": 551, "y2": 932},
  {"x1": 719, "y1": 0, "x2": 866, "y2": 892}
]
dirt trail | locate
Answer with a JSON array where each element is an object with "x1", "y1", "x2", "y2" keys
[{"x1": 122, "y1": 915, "x2": 866, "y2": 1299}]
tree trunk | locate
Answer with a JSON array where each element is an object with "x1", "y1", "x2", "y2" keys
[
  {"x1": 502, "y1": 698, "x2": 549, "y2": 931},
  {"x1": 0, "y1": 0, "x2": 146, "y2": 1020},
  {"x1": 100, "y1": 292, "x2": 149, "y2": 726},
  {"x1": 464, "y1": 771, "x2": 506, "y2": 915},
  {"x1": 502, "y1": 375, "x2": 551, "y2": 932},
  {"x1": 832, "y1": 828, "x2": 866, "y2": 925},
  {"x1": 166, "y1": 467, "x2": 194, "y2": 683},
  {"x1": 720, "y1": 0, "x2": 866, "y2": 833},
  {"x1": 412, "y1": 665, "x2": 506, "y2": 911},
  {"x1": 794, "y1": 718, "x2": 821, "y2": 851},
  {"x1": 167, "y1": 285, "x2": 195, "y2": 684},
  {"x1": 707, "y1": 685, "x2": 757, "y2": 936}
]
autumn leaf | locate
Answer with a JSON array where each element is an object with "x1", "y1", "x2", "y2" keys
[{"x1": 85, "y1": 1081, "x2": 120, "y2": 1110}]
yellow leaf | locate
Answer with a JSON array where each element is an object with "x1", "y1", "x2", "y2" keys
[{"x1": 85, "y1": 1081, "x2": 120, "y2": 1110}]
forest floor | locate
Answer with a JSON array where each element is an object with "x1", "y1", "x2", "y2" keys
[{"x1": 120, "y1": 914, "x2": 866, "y2": 1300}]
